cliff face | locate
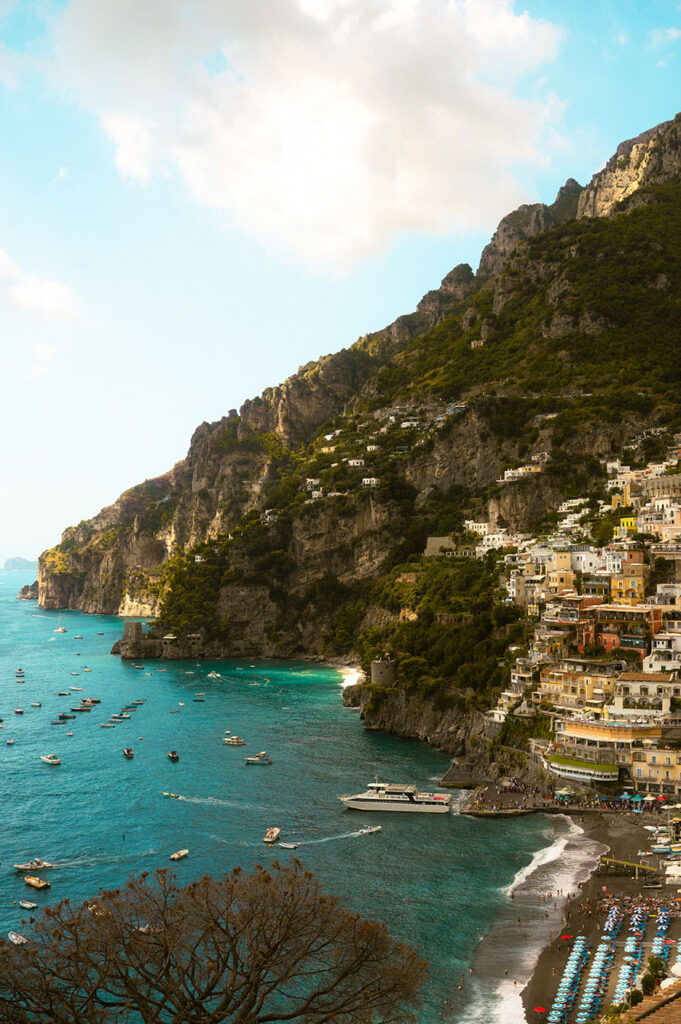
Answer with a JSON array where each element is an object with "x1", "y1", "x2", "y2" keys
[
  {"x1": 476, "y1": 178, "x2": 583, "y2": 281},
  {"x1": 38, "y1": 113, "x2": 681, "y2": 652},
  {"x1": 577, "y1": 115, "x2": 681, "y2": 218}
]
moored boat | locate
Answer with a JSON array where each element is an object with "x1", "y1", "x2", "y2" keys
[
  {"x1": 170, "y1": 849, "x2": 189, "y2": 861},
  {"x1": 167, "y1": 751, "x2": 179, "y2": 762},
  {"x1": 40, "y1": 754, "x2": 61, "y2": 766},
  {"x1": 223, "y1": 735, "x2": 245, "y2": 745},
  {"x1": 123, "y1": 748, "x2": 134, "y2": 759},
  {"x1": 339, "y1": 781, "x2": 452, "y2": 813},
  {"x1": 8, "y1": 932, "x2": 27, "y2": 945},
  {"x1": 18, "y1": 900, "x2": 37, "y2": 910},
  {"x1": 24, "y1": 877, "x2": 50, "y2": 890},
  {"x1": 245, "y1": 751, "x2": 272, "y2": 766},
  {"x1": 263, "y1": 827, "x2": 280, "y2": 844}
]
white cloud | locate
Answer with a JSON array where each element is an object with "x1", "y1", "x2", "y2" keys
[
  {"x1": 650, "y1": 26, "x2": 681, "y2": 47},
  {"x1": 0, "y1": 247, "x2": 80, "y2": 322},
  {"x1": 41, "y1": 0, "x2": 563, "y2": 270},
  {"x1": 22, "y1": 342, "x2": 57, "y2": 382}
]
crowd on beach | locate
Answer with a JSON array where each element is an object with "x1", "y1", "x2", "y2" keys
[{"x1": 468, "y1": 781, "x2": 677, "y2": 815}]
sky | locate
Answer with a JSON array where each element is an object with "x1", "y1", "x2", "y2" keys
[{"x1": 0, "y1": 0, "x2": 680, "y2": 563}]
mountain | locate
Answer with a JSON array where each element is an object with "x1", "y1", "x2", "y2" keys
[
  {"x1": 38, "y1": 114, "x2": 681, "y2": 669},
  {"x1": 4, "y1": 557, "x2": 38, "y2": 571}
]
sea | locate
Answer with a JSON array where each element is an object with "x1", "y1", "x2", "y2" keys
[{"x1": 0, "y1": 570, "x2": 604, "y2": 1023}]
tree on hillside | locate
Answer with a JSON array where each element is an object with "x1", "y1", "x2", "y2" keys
[{"x1": 0, "y1": 863, "x2": 426, "y2": 1024}]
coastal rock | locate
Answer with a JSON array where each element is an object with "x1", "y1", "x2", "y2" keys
[{"x1": 16, "y1": 581, "x2": 38, "y2": 600}]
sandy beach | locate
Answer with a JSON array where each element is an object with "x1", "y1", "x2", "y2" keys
[{"x1": 520, "y1": 811, "x2": 681, "y2": 1023}]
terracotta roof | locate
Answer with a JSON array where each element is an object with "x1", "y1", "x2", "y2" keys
[{"x1": 618, "y1": 671, "x2": 673, "y2": 681}]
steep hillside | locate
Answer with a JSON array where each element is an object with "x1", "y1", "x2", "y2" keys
[{"x1": 39, "y1": 116, "x2": 681, "y2": 672}]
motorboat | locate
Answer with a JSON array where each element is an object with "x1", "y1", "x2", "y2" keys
[
  {"x1": 70, "y1": 673, "x2": 79, "y2": 677},
  {"x1": 18, "y1": 901, "x2": 37, "y2": 911},
  {"x1": 207, "y1": 671, "x2": 220, "y2": 678},
  {"x1": 245, "y1": 751, "x2": 272, "y2": 766},
  {"x1": 51, "y1": 720, "x2": 68, "y2": 725},
  {"x1": 167, "y1": 751, "x2": 180, "y2": 762},
  {"x1": 73, "y1": 635, "x2": 83, "y2": 640},
  {"x1": 279, "y1": 842, "x2": 298, "y2": 849},
  {"x1": 53, "y1": 627, "x2": 67, "y2": 633},
  {"x1": 81, "y1": 698, "x2": 101, "y2": 704},
  {"x1": 163, "y1": 792, "x2": 180, "y2": 799},
  {"x1": 192, "y1": 697, "x2": 205, "y2": 702},
  {"x1": 15, "y1": 859, "x2": 53, "y2": 873},
  {"x1": 8, "y1": 932, "x2": 27, "y2": 945},
  {"x1": 24, "y1": 877, "x2": 50, "y2": 890},
  {"x1": 339, "y1": 781, "x2": 453, "y2": 813},
  {"x1": 30, "y1": 702, "x2": 41, "y2": 707},
  {"x1": 57, "y1": 691, "x2": 70, "y2": 696},
  {"x1": 263, "y1": 827, "x2": 280, "y2": 844},
  {"x1": 70, "y1": 686, "x2": 83, "y2": 691},
  {"x1": 70, "y1": 706, "x2": 91, "y2": 712},
  {"x1": 14, "y1": 709, "x2": 23, "y2": 715},
  {"x1": 6, "y1": 739, "x2": 14, "y2": 744},
  {"x1": 357, "y1": 825, "x2": 382, "y2": 835},
  {"x1": 100, "y1": 723, "x2": 116, "y2": 728},
  {"x1": 83, "y1": 667, "x2": 92, "y2": 672},
  {"x1": 223, "y1": 736, "x2": 245, "y2": 746},
  {"x1": 67, "y1": 731, "x2": 73, "y2": 736},
  {"x1": 123, "y1": 748, "x2": 134, "y2": 759},
  {"x1": 40, "y1": 754, "x2": 61, "y2": 766},
  {"x1": 58, "y1": 714, "x2": 75, "y2": 720},
  {"x1": 170, "y1": 849, "x2": 189, "y2": 861}
]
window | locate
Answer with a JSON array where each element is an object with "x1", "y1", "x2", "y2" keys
[
  {"x1": 637, "y1": 768, "x2": 642, "y2": 777},
  {"x1": 666, "y1": 757, "x2": 672, "y2": 766},
  {"x1": 651, "y1": 756, "x2": 657, "y2": 764}
]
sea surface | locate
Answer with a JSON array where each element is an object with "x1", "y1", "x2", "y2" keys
[{"x1": 0, "y1": 570, "x2": 594, "y2": 1022}]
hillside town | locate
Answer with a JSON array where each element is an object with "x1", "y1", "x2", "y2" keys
[{"x1": 422, "y1": 434, "x2": 681, "y2": 798}]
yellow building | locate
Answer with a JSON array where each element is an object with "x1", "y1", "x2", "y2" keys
[
  {"x1": 630, "y1": 747, "x2": 681, "y2": 796},
  {"x1": 610, "y1": 563, "x2": 647, "y2": 606},
  {"x1": 613, "y1": 516, "x2": 637, "y2": 540},
  {"x1": 533, "y1": 660, "x2": 619, "y2": 711}
]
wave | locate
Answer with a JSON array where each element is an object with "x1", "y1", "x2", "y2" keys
[{"x1": 454, "y1": 815, "x2": 608, "y2": 1024}]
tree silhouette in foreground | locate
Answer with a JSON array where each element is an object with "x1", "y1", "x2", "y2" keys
[{"x1": 0, "y1": 862, "x2": 426, "y2": 1023}]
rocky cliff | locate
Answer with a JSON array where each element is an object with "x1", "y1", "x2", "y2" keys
[
  {"x1": 38, "y1": 114, "x2": 681, "y2": 670},
  {"x1": 577, "y1": 115, "x2": 681, "y2": 218}
]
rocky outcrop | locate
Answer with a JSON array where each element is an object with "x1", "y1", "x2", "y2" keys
[
  {"x1": 16, "y1": 581, "x2": 38, "y2": 600},
  {"x1": 577, "y1": 115, "x2": 681, "y2": 219},
  {"x1": 477, "y1": 178, "x2": 583, "y2": 281}
]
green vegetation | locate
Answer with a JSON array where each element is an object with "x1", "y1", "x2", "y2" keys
[{"x1": 547, "y1": 753, "x2": 619, "y2": 774}]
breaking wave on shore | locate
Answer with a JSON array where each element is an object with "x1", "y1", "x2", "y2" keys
[{"x1": 453, "y1": 814, "x2": 608, "y2": 1024}]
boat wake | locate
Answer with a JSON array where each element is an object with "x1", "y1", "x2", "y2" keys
[
  {"x1": 52, "y1": 849, "x2": 159, "y2": 868},
  {"x1": 174, "y1": 795, "x2": 275, "y2": 813},
  {"x1": 285, "y1": 828, "x2": 374, "y2": 847}
]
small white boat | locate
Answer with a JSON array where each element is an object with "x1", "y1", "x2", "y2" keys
[
  {"x1": 15, "y1": 859, "x2": 53, "y2": 873},
  {"x1": 6, "y1": 739, "x2": 14, "y2": 745},
  {"x1": 263, "y1": 827, "x2": 280, "y2": 844},
  {"x1": 18, "y1": 900, "x2": 37, "y2": 911},
  {"x1": 8, "y1": 932, "x2": 27, "y2": 945},
  {"x1": 73, "y1": 635, "x2": 83, "y2": 640},
  {"x1": 223, "y1": 736, "x2": 245, "y2": 746},
  {"x1": 83, "y1": 667, "x2": 92, "y2": 672},
  {"x1": 207, "y1": 671, "x2": 221, "y2": 678},
  {"x1": 279, "y1": 842, "x2": 298, "y2": 850},
  {"x1": 170, "y1": 849, "x2": 189, "y2": 861},
  {"x1": 67, "y1": 731, "x2": 73, "y2": 736},
  {"x1": 30, "y1": 702, "x2": 41, "y2": 707},
  {"x1": 70, "y1": 686, "x2": 83, "y2": 691},
  {"x1": 357, "y1": 825, "x2": 382, "y2": 835},
  {"x1": 53, "y1": 627, "x2": 67, "y2": 634},
  {"x1": 245, "y1": 751, "x2": 272, "y2": 766},
  {"x1": 40, "y1": 754, "x2": 61, "y2": 766}
]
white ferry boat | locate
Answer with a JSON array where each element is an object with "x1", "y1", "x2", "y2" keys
[{"x1": 339, "y1": 781, "x2": 452, "y2": 813}]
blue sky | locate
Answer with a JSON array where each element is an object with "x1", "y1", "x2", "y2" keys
[{"x1": 0, "y1": 0, "x2": 680, "y2": 562}]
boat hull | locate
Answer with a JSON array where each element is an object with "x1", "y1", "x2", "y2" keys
[{"x1": 339, "y1": 796, "x2": 451, "y2": 813}]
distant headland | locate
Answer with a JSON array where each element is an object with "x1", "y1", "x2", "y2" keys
[{"x1": 3, "y1": 557, "x2": 38, "y2": 571}]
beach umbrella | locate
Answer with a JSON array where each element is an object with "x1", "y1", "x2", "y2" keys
[
  {"x1": 633, "y1": 794, "x2": 643, "y2": 801},
  {"x1": 643, "y1": 795, "x2": 655, "y2": 801},
  {"x1": 533, "y1": 1008, "x2": 546, "y2": 1014},
  {"x1": 620, "y1": 793, "x2": 631, "y2": 799},
  {"x1": 658, "y1": 795, "x2": 667, "y2": 801},
  {"x1": 561, "y1": 934, "x2": 572, "y2": 940}
]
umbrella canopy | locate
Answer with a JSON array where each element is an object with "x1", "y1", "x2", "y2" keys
[
  {"x1": 620, "y1": 793, "x2": 632, "y2": 799},
  {"x1": 533, "y1": 1008, "x2": 546, "y2": 1014},
  {"x1": 633, "y1": 794, "x2": 643, "y2": 801},
  {"x1": 658, "y1": 795, "x2": 667, "y2": 801},
  {"x1": 643, "y1": 795, "x2": 655, "y2": 801}
]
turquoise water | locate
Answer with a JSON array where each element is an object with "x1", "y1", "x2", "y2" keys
[{"x1": 0, "y1": 570, "x2": 557, "y2": 1022}]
